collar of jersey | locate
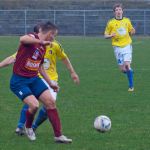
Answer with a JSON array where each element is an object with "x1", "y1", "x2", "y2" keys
[{"x1": 115, "y1": 17, "x2": 123, "y2": 20}]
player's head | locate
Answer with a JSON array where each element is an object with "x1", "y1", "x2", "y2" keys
[
  {"x1": 33, "y1": 23, "x2": 42, "y2": 34},
  {"x1": 40, "y1": 21, "x2": 58, "y2": 41},
  {"x1": 113, "y1": 3, "x2": 123, "y2": 19}
]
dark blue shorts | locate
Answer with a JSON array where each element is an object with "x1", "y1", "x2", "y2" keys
[{"x1": 10, "y1": 74, "x2": 48, "y2": 101}]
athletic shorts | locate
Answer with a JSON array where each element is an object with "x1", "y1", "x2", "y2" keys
[
  {"x1": 10, "y1": 73, "x2": 48, "y2": 101},
  {"x1": 42, "y1": 79, "x2": 57, "y2": 101},
  {"x1": 113, "y1": 44, "x2": 132, "y2": 65}
]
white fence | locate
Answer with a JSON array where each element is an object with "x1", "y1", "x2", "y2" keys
[{"x1": 0, "y1": 9, "x2": 150, "y2": 35}]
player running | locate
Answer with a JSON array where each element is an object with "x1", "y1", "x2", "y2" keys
[{"x1": 104, "y1": 3, "x2": 135, "y2": 91}]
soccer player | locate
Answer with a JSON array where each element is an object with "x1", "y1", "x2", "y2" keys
[
  {"x1": 0, "y1": 23, "x2": 79, "y2": 143},
  {"x1": 9, "y1": 21, "x2": 72, "y2": 142},
  {"x1": 22, "y1": 39, "x2": 80, "y2": 132},
  {"x1": 104, "y1": 3, "x2": 135, "y2": 92}
]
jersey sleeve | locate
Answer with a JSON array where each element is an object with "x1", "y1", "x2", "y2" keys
[
  {"x1": 104, "y1": 21, "x2": 112, "y2": 35},
  {"x1": 127, "y1": 18, "x2": 134, "y2": 32},
  {"x1": 55, "y1": 42, "x2": 67, "y2": 59}
]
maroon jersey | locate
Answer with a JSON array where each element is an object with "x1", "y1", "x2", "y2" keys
[{"x1": 13, "y1": 33, "x2": 46, "y2": 77}]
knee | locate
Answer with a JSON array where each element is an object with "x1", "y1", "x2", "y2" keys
[
  {"x1": 45, "y1": 100, "x2": 56, "y2": 109},
  {"x1": 125, "y1": 65, "x2": 130, "y2": 71},
  {"x1": 30, "y1": 101, "x2": 39, "y2": 112}
]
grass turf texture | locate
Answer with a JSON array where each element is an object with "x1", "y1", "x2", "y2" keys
[{"x1": 0, "y1": 36, "x2": 150, "y2": 150}]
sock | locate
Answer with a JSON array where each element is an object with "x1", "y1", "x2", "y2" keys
[
  {"x1": 25, "y1": 110, "x2": 35, "y2": 128},
  {"x1": 17, "y1": 104, "x2": 29, "y2": 129},
  {"x1": 47, "y1": 108, "x2": 62, "y2": 137},
  {"x1": 126, "y1": 69, "x2": 133, "y2": 88},
  {"x1": 32, "y1": 106, "x2": 48, "y2": 129}
]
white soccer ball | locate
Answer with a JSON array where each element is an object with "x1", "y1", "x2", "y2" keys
[{"x1": 94, "y1": 115, "x2": 111, "y2": 132}]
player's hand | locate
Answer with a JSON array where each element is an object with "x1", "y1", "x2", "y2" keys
[
  {"x1": 71, "y1": 72, "x2": 80, "y2": 85},
  {"x1": 50, "y1": 82, "x2": 60, "y2": 92},
  {"x1": 111, "y1": 33, "x2": 116, "y2": 37},
  {"x1": 40, "y1": 40, "x2": 51, "y2": 45},
  {"x1": 130, "y1": 28, "x2": 136, "y2": 35},
  {"x1": 104, "y1": 33, "x2": 116, "y2": 39}
]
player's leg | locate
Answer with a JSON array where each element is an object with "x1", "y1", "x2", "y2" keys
[
  {"x1": 23, "y1": 95, "x2": 39, "y2": 141},
  {"x1": 119, "y1": 65, "x2": 126, "y2": 73},
  {"x1": 119, "y1": 62, "x2": 133, "y2": 91},
  {"x1": 11, "y1": 88, "x2": 38, "y2": 140},
  {"x1": 39, "y1": 90, "x2": 60, "y2": 135},
  {"x1": 15, "y1": 104, "x2": 29, "y2": 135},
  {"x1": 114, "y1": 46, "x2": 125, "y2": 72},
  {"x1": 114, "y1": 45, "x2": 134, "y2": 91},
  {"x1": 16, "y1": 76, "x2": 48, "y2": 140},
  {"x1": 32, "y1": 79, "x2": 57, "y2": 130},
  {"x1": 119, "y1": 62, "x2": 133, "y2": 90},
  {"x1": 124, "y1": 61, "x2": 134, "y2": 91},
  {"x1": 123, "y1": 45, "x2": 134, "y2": 91},
  {"x1": 30, "y1": 77, "x2": 72, "y2": 143},
  {"x1": 39, "y1": 90, "x2": 72, "y2": 143},
  {"x1": 32, "y1": 106, "x2": 47, "y2": 130},
  {"x1": 10, "y1": 74, "x2": 39, "y2": 140}
]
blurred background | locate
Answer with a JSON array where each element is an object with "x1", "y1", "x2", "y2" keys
[{"x1": 0, "y1": 0, "x2": 150, "y2": 35}]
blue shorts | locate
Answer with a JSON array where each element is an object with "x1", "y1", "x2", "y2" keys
[{"x1": 10, "y1": 74, "x2": 48, "y2": 101}]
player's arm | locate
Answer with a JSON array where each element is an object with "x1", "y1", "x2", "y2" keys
[
  {"x1": 20, "y1": 34, "x2": 50, "y2": 45},
  {"x1": 0, "y1": 55, "x2": 16, "y2": 68},
  {"x1": 130, "y1": 28, "x2": 135, "y2": 35},
  {"x1": 128, "y1": 19, "x2": 136, "y2": 35},
  {"x1": 104, "y1": 33, "x2": 116, "y2": 39},
  {"x1": 56, "y1": 41, "x2": 79, "y2": 84},
  {"x1": 104, "y1": 20, "x2": 116, "y2": 39},
  {"x1": 62, "y1": 57, "x2": 80, "y2": 85},
  {"x1": 39, "y1": 65, "x2": 59, "y2": 92}
]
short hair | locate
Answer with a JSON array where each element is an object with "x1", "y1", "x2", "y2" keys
[
  {"x1": 33, "y1": 23, "x2": 43, "y2": 34},
  {"x1": 40, "y1": 21, "x2": 58, "y2": 33},
  {"x1": 113, "y1": 3, "x2": 123, "y2": 12}
]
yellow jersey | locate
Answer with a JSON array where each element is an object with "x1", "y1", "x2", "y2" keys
[
  {"x1": 11, "y1": 40, "x2": 67, "y2": 81},
  {"x1": 104, "y1": 17, "x2": 134, "y2": 47},
  {"x1": 41, "y1": 40, "x2": 67, "y2": 81}
]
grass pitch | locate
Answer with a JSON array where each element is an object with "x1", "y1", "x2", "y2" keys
[{"x1": 0, "y1": 36, "x2": 150, "y2": 150}]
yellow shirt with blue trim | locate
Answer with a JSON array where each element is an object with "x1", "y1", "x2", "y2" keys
[
  {"x1": 41, "y1": 40, "x2": 67, "y2": 81},
  {"x1": 104, "y1": 17, "x2": 134, "y2": 47}
]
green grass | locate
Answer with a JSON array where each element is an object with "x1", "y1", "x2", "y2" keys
[{"x1": 0, "y1": 36, "x2": 150, "y2": 150}]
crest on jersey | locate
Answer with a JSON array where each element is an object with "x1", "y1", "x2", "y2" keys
[
  {"x1": 32, "y1": 49, "x2": 40, "y2": 60},
  {"x1": 43, "y1": 58, "x2": 50, "y2": 70},
  {"x1": 117, "y1": 27, "x2": 126, "y2": 36}
]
